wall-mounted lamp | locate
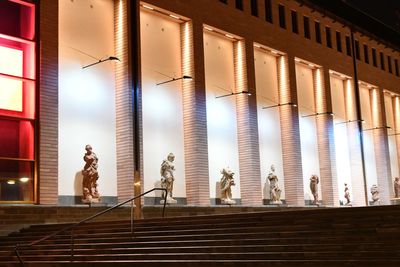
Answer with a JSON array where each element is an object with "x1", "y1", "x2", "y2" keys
[
  {"x1": 82, "y1": 56, "x2": 120, "y2": 69},
  {"x1": 262, "y1": 102, "x2": 297, "y2": 109},
  {"x1": 156, "y1": 75, "x2": 193, "y2": 86},
  {"x1": 215, "y1": 90, "x2": 251, "y2": 99},
  {"x1": 389, "y1": 132, "x2": 400, "y2": 136},
  {"x1": 335, "y1": 119, "x2": 365, "y2": 125},
  {"x1": 363, "y1": 126, "x2": 391, "y2": 131},
  {"x1": 302, "y1": 111, "x2": 334, "y2": 118}
]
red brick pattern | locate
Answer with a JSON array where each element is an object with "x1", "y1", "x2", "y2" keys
[
  {"x1": 39, "y1": 0, "x2": 59, "y2": 204},
  {"x1": 314, "y1": 68, "x2": 339, "y2": 206},
  {"x1": 114, "y1": 0, "x2": 135, "y2": 202},
  {"x1": 278, "y1": 55, "x2": 304, "y2": 205},
  {"x1": 234, "y1": 40, "x2": 262, "y2": 205},
  {"x1": 181, "y1": 21, "x2": 210, "y2": 205}
]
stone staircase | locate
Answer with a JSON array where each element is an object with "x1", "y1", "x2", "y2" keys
[{"x1": 1, "y1": 205, "x2": 400, "y2": 266}]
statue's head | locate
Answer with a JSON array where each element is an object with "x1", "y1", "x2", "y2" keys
[
  {"x1": 270, "y1": 164, "x2": 275, "y2": 172},
  {"x1": 167, "y1": 153, "x2": 175, "y2": 161},
  {"x1": 85, "y1": 144, "x2": 92, "y2": 152},
  {"x1": 221, "y1": 167, "x2": 234, "y2": 177},
  {"x1": 395, "y1": 177, "x2": 399, "y2": 182}
]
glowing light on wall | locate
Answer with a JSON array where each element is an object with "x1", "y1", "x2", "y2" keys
[
  {"x1": 314, "y1": 68, "x2": 323, "y2": 112},
  {"x1": 0, "y1": 46, "x2": 23, "y2": 111}
]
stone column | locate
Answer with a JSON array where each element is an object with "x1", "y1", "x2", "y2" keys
[
  {"x1": 278, "y1": 54, "x2": 304, "y2": 205},
  {"x1": 181, "y1": 21, "x2": 210, "y2": 205},
  {"x1": 313, "y1": 68, "x2": 339, "y2": 206},
  {"x1": 234, "y1": 40, "x2": 262, "y2": 205}
]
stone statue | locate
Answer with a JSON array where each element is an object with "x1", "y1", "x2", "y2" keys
[
  {"x1": 160, "y1": 153, "x2": 177, "y2": 204},
  {"x1": 220, "y1": 167, "x2": 236, "y2": 205},
  {"x1": 394, "y1": 177, "x2": 400, "y2": 198},
  {"x1": 267, "y1": 165, "x2": 282, "y2": 204},
  {"x1": 309, "y1": 175, "x2": 319, "y2": 205},
  {"x1": 344, "y1": 183, "x2": 351, "y2": 205},
  {"x1": 82, "y1": 144, "x2": 100, "y2": 203},
  {"x1": 370, "y1": 184, "x2": 380, "y2": 205}
]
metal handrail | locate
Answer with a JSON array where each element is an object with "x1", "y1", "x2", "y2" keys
[{"x1": 14, "y1": 187, "x2": 167, "y2": 266}]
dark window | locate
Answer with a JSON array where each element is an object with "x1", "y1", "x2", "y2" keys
[
  {"x1": 372, "y1": 48, "x2": 377, "y2": 67},
  {"x1": 336, "y1": 31, "x2": 342, "y2": 52},
  {"x1": 264, "y1": 0, "x2": 272, "y2": 23},
  {"x1": 303, "y1": 16, "x2": 310, "y2": 39},
  {"x1": 315, "y1": 21, "x2": 321, "y2": 43},
  {"x1": 278, "y1": 4, "x2": 286, "y2": 29},
  {"x1": 291, "y1": 10, "x2": 298, "y2": 33},
  {"x1": 355, "y1": 40, "x2": 360, "y2": 60},
  {"x1": 388, "y1": 56, "x2": 392, "y2": 73},
  {"x1": 235, "y1": 0, "x2": 243, "y2": 10},
  {"x1": 345, "y1": 36, "x2": 351, "y2": 56},
  {"x1": 395, "y1": 59, "x2": 399, "y2": 76},
  {"x1": 363, "y1": 44, "x2": 369, "y2": 64},
  {"x1": 380, "y1": 52, "x2": 385, "y2": 70},
  {"x1": 325, "y1": 27, "x2": 332, "y2": 48},
  {"x1": 251, "y1": 0, "x2": 258, "y2": 16},
  {"x1": 219, "y1": 0, "x2": 228, "y2": 4}
]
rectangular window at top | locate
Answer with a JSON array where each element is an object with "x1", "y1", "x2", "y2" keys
[
  {"x1": 303, "y1": 16, "x2": 310, "y2": 39},
  {"x1": 372, "y1": 48, "x2": 377, "y2": 67},
  {"x1": 278, "y1": 4, "x2": 286, "y2": 29},
  {"x1": 235, "y1": 0, "x2": 243, "y2": 10},
  {"x1": 315, "y1": 21, "x2": 321, "y2": 43},
  {"x1": 395, "y1": 59, "x2": 399, "y2": 76},
  {"x1": 219, "y1": 0, "x2": 228, "y2": 4},
  {"x1": 264, "y1": 0, "x2": 272, "y2": 23},
  {"x1": 251, "y1": 0, "x2": 258, "y2": 16},
  {"x1": 336, "y1": 31, "x2": 342, "y2": 52},
  {"x1": 388, "y1": 56, "x2": 392, "y2": 73},
  {"x1": 345, "y1": 36, "x2": 352, "y2": 56},
  {"x1": 380, "y1": 52, "x2": 385, "y2": 70},
  {"x1": 291, "y1": 10, "x2": 298, "y2": 33},
  {"x1": 325, "y1": 27, "x2": 332, "y2": 48},
  {"x1": 355, "y1": 40, "x2": 360, "y2": 60},
  {"x1": 363, "y1": 44, "x2": 369, "y2": 64}
]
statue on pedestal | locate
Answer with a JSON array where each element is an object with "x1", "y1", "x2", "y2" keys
[
  {"x1": 309, "y1": 175, "x2": 319, "y2": 205},
  {"x1": 344, "y1": 183, "x2": 351, "y2": 205},
  {"x1": 370, "y1": 184, "x2": 380, "y2": 205},
  {"x1": 220, "y1": 167, "x2": 236, "y2": 205},
  {"x1": 160, "y1": 153, "x2": 177, "y2": 204},
  {"x1": 82, "y1": 145, "x2": 100, "y2": 203},
  {"x1": 267, "y1": 165, "x2": 282, "y2": 204},
  {"x1": 394, "y1": 177, "x2": 400, "y2": 198}
]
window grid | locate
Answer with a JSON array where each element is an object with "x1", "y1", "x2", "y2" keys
[
  {"x1": 336, "y1": 31, "x2": 342, "y2": 52},
  {"x1": 372, "y1": 48, "x2": 377, "y2": 67},
  {"x1": 303, "y1": 16, "x2": 310, "y2": 39},
  {"x1": 264, "y1": 0, "x2": 272, "y2": 23},
  {"x1": 291, "y1": 10, "x2": 298, "y2": 34},
  {"x1": 345, "y1": 36, "x2": 352, "y2": 56},
  {"x1": 278, "y1": 4, "x2": 286, "y2": 29},
  {"x1": 363, "y1": 44, "x2": 369, "y2": 64},
  {"x1": 325, "y1": 27, "x2": 332, "y2": 48},
  {"x1": 380, "y1": 52, "x2": 385, "y2": 70},
  {"x1": 315, "y1": 21, "x2": 321, "y2": 43}
]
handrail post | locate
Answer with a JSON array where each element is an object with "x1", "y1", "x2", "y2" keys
[
  {"x1": 162, "y1": 189, "x2": 167, "y2": 218},
  {"x1": 131, "y1": 200, "x2": 135, "y2": 238},
  {"x1": 14, "y1": 244, "x2": 25, "y2": 267}
]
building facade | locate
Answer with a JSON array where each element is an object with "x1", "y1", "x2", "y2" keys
[{"x1": 1, "y1": 0, "x2": 399, "y2": 207}]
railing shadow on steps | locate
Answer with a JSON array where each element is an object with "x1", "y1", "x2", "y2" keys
[{"x1": 14, "y1": 187, "x2": 168, "y2": 267}]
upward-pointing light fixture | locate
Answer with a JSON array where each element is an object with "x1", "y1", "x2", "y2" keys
[
  {"x1": 82, "y1": 56, "x2": 121, "y2": 69},
  {"x1": 302, "y1": 111, "x2": 334, "y2": 118},
  {"x1": 156, "y1": 75, "x2": 193, "y2": 86},
  {"x1": 215, "y1": 91, "x2": 252, "y2": 99}
]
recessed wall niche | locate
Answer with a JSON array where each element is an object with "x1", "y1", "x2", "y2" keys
[
  {"x1": 203, "y1": 30, "x2": 241, "y2": 202},
  {"x1": 295, "y1": 61, "x2": 321, "y2": 203},
  {"x1": 254, "y1": 46, "x2": 285, "y2": 201},
  {"x1": 140, "y1": 9, "x2": 186, "y2": 203}
]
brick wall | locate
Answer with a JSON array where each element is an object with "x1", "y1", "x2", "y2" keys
[
  {"x1": 235, "y1": 40, "x2": 262, "y2": 205},
  {"x1": 314, "y1": 68, "x2": 339, "y2": 206},
  {"x1": 114, "y1": 0, "x2": 135, "y2": 202},
  {"x1": 39, "y1": 0, "x2": 59, "y2": 204},
  {"x1": 181, "y1": 21, "x2": 210, "y2": 205}
]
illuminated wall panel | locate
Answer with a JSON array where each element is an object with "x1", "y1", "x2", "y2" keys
[
  {"x1": 204, "y1": 32, "x2": 241, "y2": 200},
  {"x1": 254, "y1": 48, "x2": 285, "y2": 200},
  {"x1": 296, "y1": 63, "x2": 321, "y2": 202},
  {"x1": 360, "y1": 85, "x2": 378, "y2": 201},
  {"x1": 384, "y1": 93, "x2": 399, "y2": 178},
  {"x1": 330, "y1": 76, "x2": 353, "y2": 204},
  {"x1": 140, "y1": 10, "x2": 186, "y2": 200},
  {"x1": 59, "y1": 0, "x2": 117, "y2": 198}
]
